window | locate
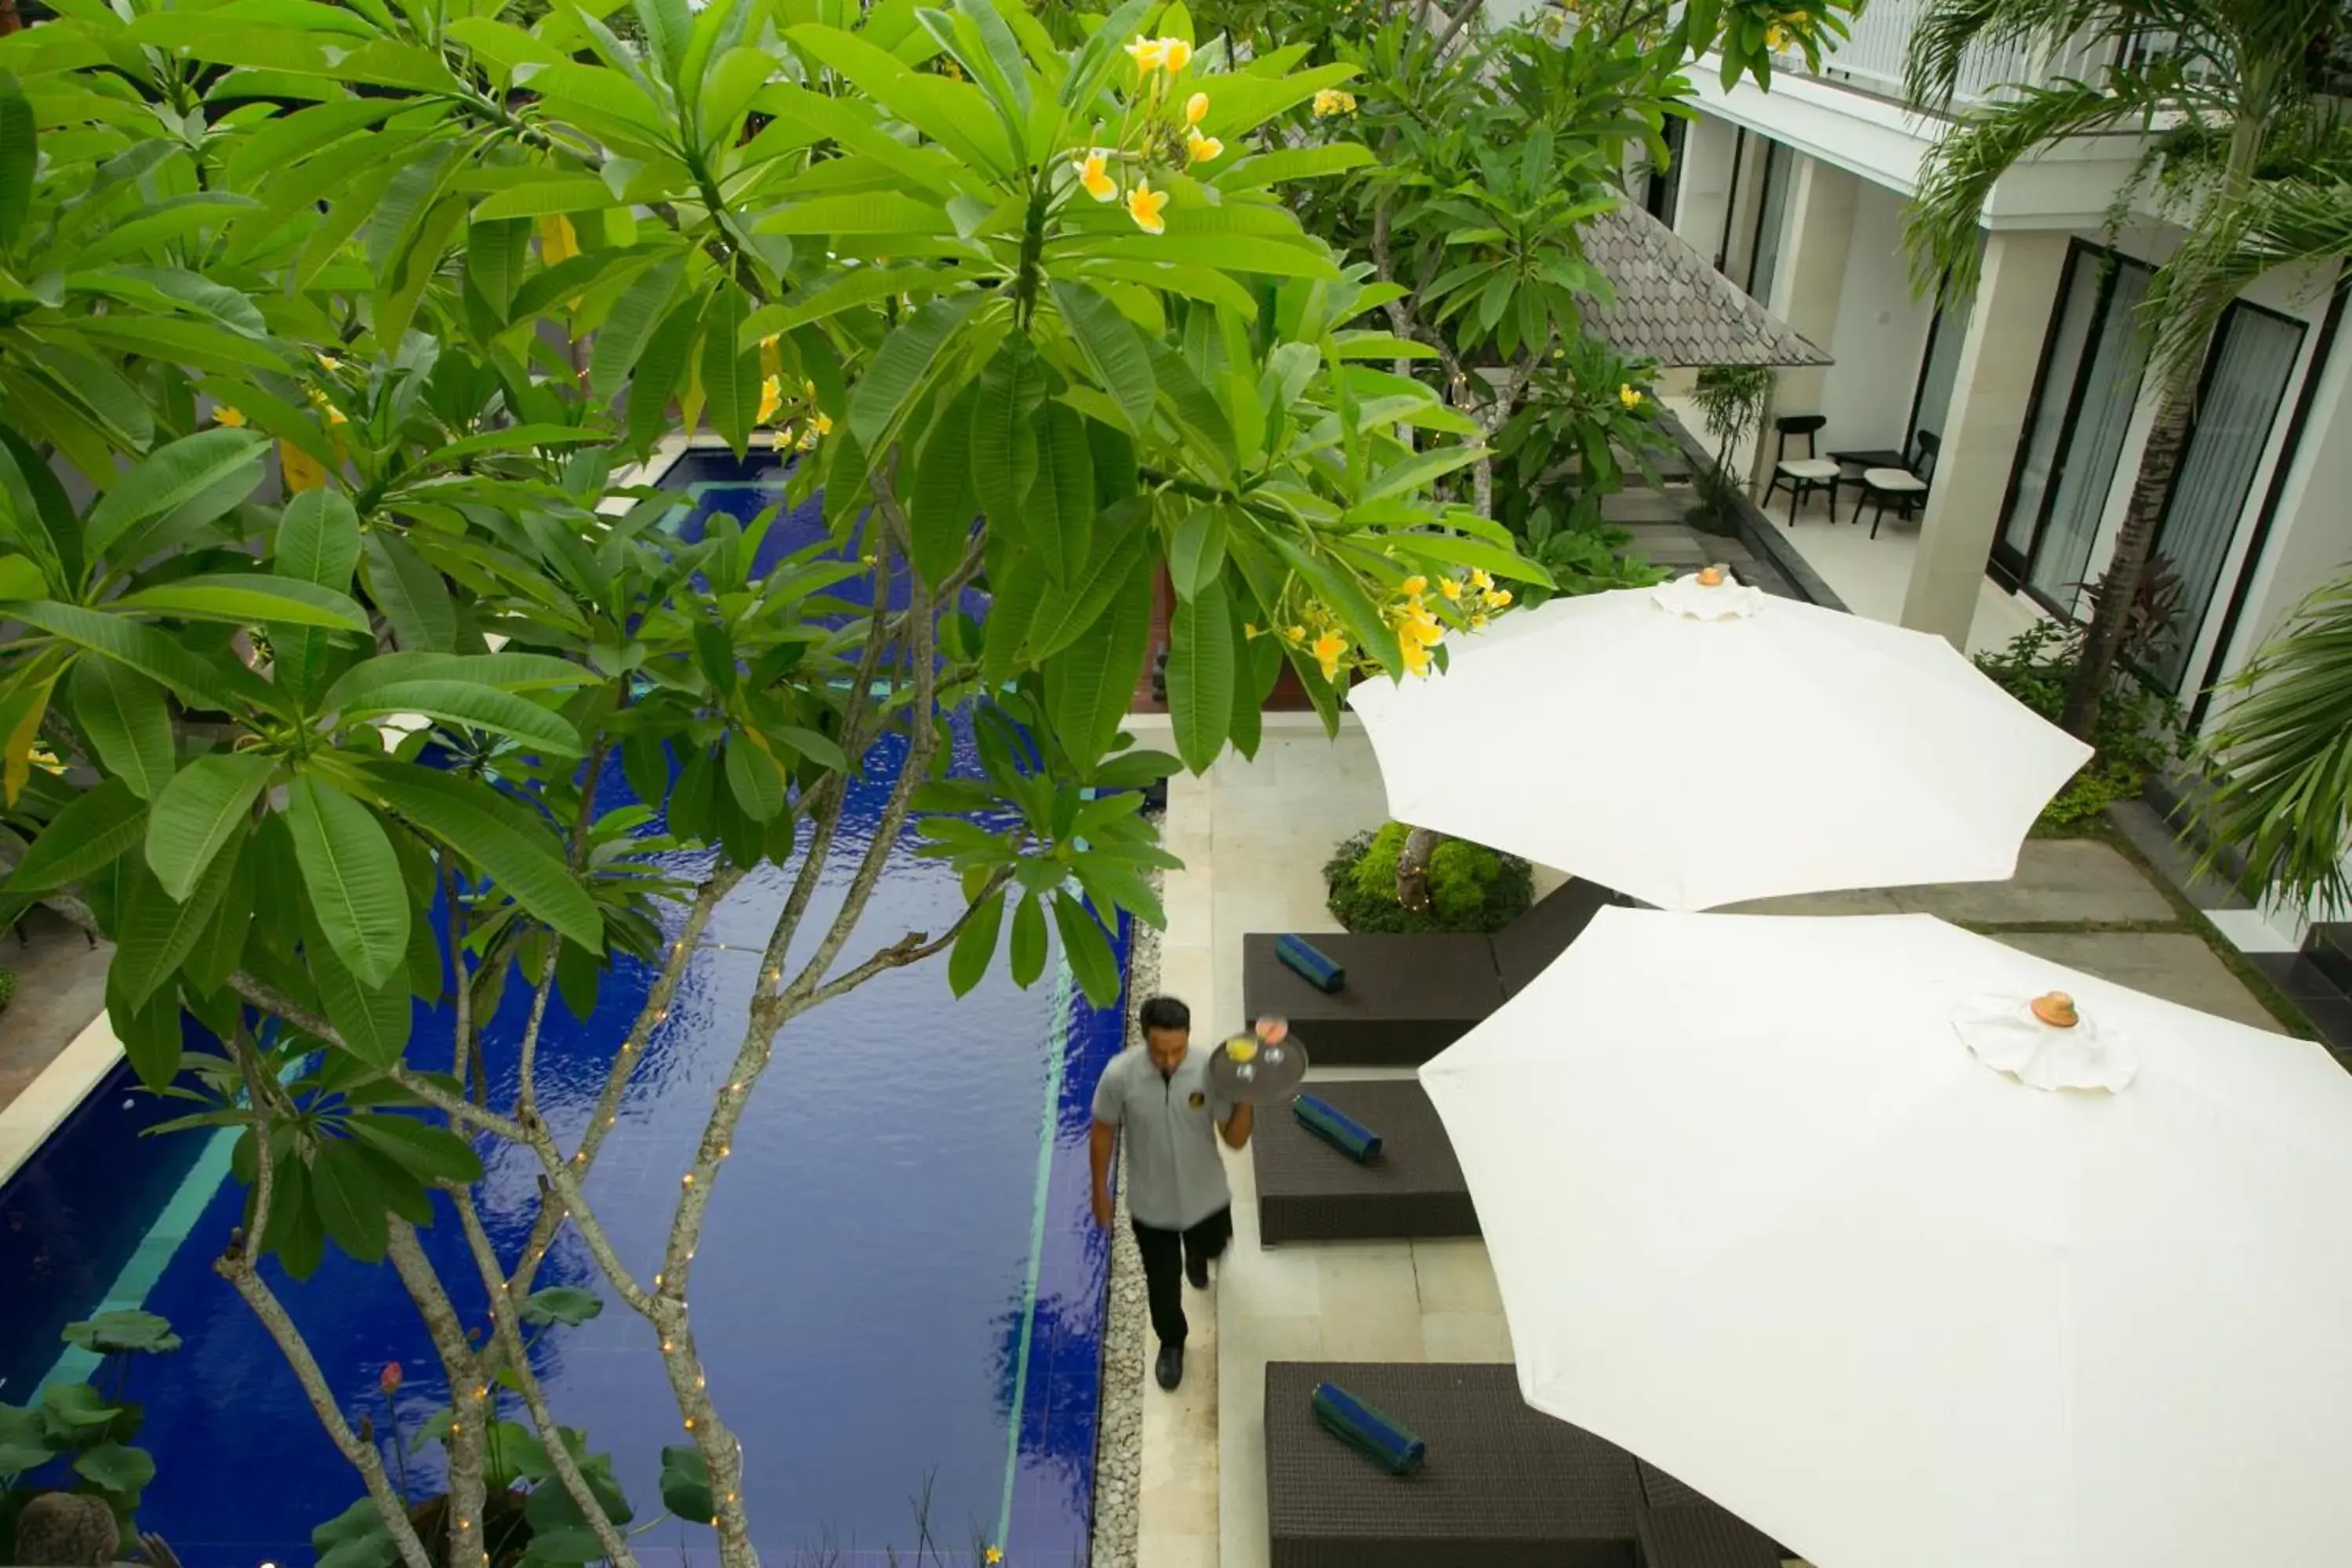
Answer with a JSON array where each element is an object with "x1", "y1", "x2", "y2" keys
[
  {"x1": 1643, "y1": 115, "x2": 1688, "y2": 227},
  {"x1": 1908, "y1": 233, "x2": 1988, "y2": 457},
  {"x1": 1991, "y1": 242, "x2": 2154, "y2": 612},
  {"x1": 2147, "y1": 303, "x2": 2305, "y2": 691},
  {"x1": 1744, "y1": 142, "x2": 1795, "y2": 305}
]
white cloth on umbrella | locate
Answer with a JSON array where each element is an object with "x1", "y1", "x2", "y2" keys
[
  {"x1": 1346, "y1": 580, "x2": 2092, "y2": 910},
  {"x1": 1420, "y1": 906, "x2": 2352, "y2": 1568}
]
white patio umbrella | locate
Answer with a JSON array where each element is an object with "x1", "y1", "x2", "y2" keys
[
  {"x1": 1344, "y1": 573, "x2": 2092, "y2": 910},
  {"x1": 1419, "y1": 906, "x2": 2352, "y2": 1568}
]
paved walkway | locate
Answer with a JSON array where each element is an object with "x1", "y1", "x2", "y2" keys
[{"x1": 1131, "y1": 721, "x2": 2307, "y2": 1568}]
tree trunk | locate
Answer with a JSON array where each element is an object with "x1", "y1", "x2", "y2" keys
[
  {"x1": 1396, "y1": 826, "x2": 1444, "y2": 912},
  {"x1": 2060, "y1": 386, "x2": 2198, "y2": 737},
  {"x1": 0, "y1": 0, "x2": 20, "y2": 37}
]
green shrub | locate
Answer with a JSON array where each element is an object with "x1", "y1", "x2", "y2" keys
[
  {"x1": 0, "y1": 970, "x2": 14, "y2": 1011},
  {"x1": 1323, "y1": 824, "x2": 1535, "y2": 934},
  {"x1": 1975, "y1": 622, "x2": 2183, "y2": 833}
]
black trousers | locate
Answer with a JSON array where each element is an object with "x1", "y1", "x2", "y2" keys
[{"x1": 1130, "y1": 1205, "x2": 1232, "y2": 1348}]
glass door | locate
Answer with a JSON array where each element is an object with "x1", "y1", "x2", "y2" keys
[
  {"x1": 1744, "y1": 142, "x2": 1795, "y2": 305},
  {"x1": 1991, "y1": 244, "x2": 2154, "y2": 607},
  {"x1": 1909, "y1": 232, "x2": 1988, "y2": 457},
  {"x1": 2147, "y1": 303, "x2": 2306, "y2": 691}
]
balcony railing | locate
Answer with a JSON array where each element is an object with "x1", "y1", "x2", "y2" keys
[{"x1": 1802, "y1": 0, "x2": 2117, "y2": 105}]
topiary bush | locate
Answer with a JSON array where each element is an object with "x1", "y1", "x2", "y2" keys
[
  {"x1": 1323, "y1": 825, "x2": 1535, "y2": 935},
  {"x1": 1975, "y1": 622, "x2": 2183, "y2": 833}
]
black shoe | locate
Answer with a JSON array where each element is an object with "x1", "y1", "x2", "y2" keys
[
  {"x1": 1185, "y1": 1252, "x2": 1210, "y2": 1290},
  {"x1": 1155, "y1": 1343, "x2": 1184, "y2": 1390}
]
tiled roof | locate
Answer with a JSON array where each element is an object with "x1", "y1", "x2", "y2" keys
[{"x1": 1581, "y1": 201, "x2": 1832, "y2": 368}]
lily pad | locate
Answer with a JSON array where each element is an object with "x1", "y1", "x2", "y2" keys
[
  {"x1": 519, "y1": 1287, "x2": 602, "y2": 1328},
  {"x1": 63, "y1": 1310, "x2": 183, "y2": 1356}
]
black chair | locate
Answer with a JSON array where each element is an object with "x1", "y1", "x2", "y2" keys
[
  {"x1": 1860, "y1": 430, "x2": 1939, "y2": 538},
  {"x1": 1760, "y1": 414, "x2": 1839, "y2": 526}
]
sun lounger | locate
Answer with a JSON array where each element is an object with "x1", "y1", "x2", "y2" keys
[
  {"x1": 1265, "y1": 1363, "x2": 1786, "y2": 1568},
  {"x1": 1253, "y1": 1080, "x2": 1477, "y2": 1245},
  {"x1": 1243, "y1": 879, "x2": 1622, "y2": 1067}
]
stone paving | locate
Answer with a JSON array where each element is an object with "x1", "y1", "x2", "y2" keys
[{"x1": 1120, "y1": 720, "x2": 2309, "y2": 1568}]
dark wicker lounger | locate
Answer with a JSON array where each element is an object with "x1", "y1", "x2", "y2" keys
[
  {"x1": 1243, "y1": 879, "x2": 1621, "y2": 1068},
  {"x1": 1265, "y1": 1363, "x2": 1785, "y2": 1568},
  {"x1": 1253, "y1": 1080, "x2": 1475, "y2": 1245}
]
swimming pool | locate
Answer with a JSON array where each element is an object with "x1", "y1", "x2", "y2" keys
[{"x1": 0, "y1": 453, "x2": 1128, "y2": 1566}]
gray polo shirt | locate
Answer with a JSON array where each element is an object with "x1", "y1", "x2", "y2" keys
[{"x1": 1091, "y1": 1044, "x2": 1233, "y2": 1230}]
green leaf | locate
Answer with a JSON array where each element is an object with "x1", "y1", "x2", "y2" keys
[
  {"x1": 908, "y1": 384, "x2": 977, "y2": 588},
  {"x1": 358, "y1": 764, "x2": 604, "y2": 953},
  {"x1": 1033, "y1": 403, "x2": 1095, "y2": 576},
  {"x1": 105, "y1": 962, "x2": 183, "y2": 1087},
  {"x1": 1167, "y1": 507, "x2": 1227, "y2": 603},
  {"x1": 310, "y1": 928, "x2": 412, "y2": 1069},
  {"x1": 1025, "y1": 517, "x2": 1151, "y2": 662},
  {"x1": 5, "y1": 777, "x2": 144, "y2": 894},
  {"x1": 754, "y1": 191, "x2": 951, "y2": 236},
  {"x1": 466, "y1": 216, "x2": 533, "y2": 318},
  {"x1": 970, "y1": 343, "x2": 1042, "y2": 543},
  {"x1": 426, "y1": 424, "x2": 609, "y2": 462},
  {"x1": 1051, "y1": 890, "x2": 1120, "y2": 1006},
  {"x1": 11, "y1": 601, "x2": 262, "y2": 711},
  {"x1": 310, "y1": 1138, "x2": 390, "y2": 1263},
  {"x1": 41, "y1": 1383, "x2": 122, "y2": 1428},
  {"x1": 948, "y1": 887, "x2": 1004, "y2": 996},
  {"x1": 346, "y1": 1115, "x2": 485, "y2": 1185},
  {"x1": 1389, "y1": 530, "x2": 1555, "y2": 586},
  {"x1": 340, "y1": 681, "x2": 583, "y2": 757},
  {"x1": 323, "y1": 652, "x2": 594, "y2": 706},
  {"x1": 521, "y1": 1287, "x2": 604, "y2": 1328},
  {"x1": 1044, "y1": 562, "x2": 1151, "y2": 768},
  {"x1": 628, "y1": 297, "x2": 700, "y2": 455},
  {"x1": 847, "y1": 293, "x2": 980, "y2": 452},
  {"x1": 701, "y1": 284, "x2": 760, "y2": 454},
  {"x1": 722, "y1": 733, "x2": 786, "y2": 822},
  {"x1": 146, "y1": 750, "x2": 274, "y2": 901},
  {"x1": 0, "y1": 554, "x2": 43, "y2": 601},
  {"x1": 1213, "y1": 142, "x2": 1377, "y2": 191},
  {"x1": 287, "y1": 774, "x2": 411, "y2": 989},
  {"x1": 84, "y1": 428, "x2": 269, "y2": 564},
  {"x1": 0, "y1": 76, "x2": 33, "y2": 241},
  {"x1": 590, "y1": 254, "x2": 686, "y2": 404},
  {"x1": 658, "y1": 1444, "x2": 713, "y2": 1525},
  {"x1": 62, "y1": 1310, "x2": 181, "y2": 1356},
  {"x1": 1365, "y1": 444, "x2": 1486, "y2": 503},
  {"x1": 1049, "y1": 281, "x2": 1156, "y2": 436},
  {"x1": 73, "y1": 1442, "x2": 157, "y2": 1497},
  {"x1": 70, "y1": 655, "x2": 175, "y2": 800},
  {"x1": 472, "y1": 176, "x2": 620, "y2": 220},
  {"x1": 1166, "y1": 576, "x2": 1235, "y2": 774},
  {"x1": 1007, "y1": 888, "x2": 1047, "y2": 987},
  {"x1": 277, "y1": 488, "x2": 363, "y2": 591},
  {"x1": 112, "y1": 833, "x2": 243, "y2": 1010},
  {"x1": 113, "y1": 573, "x2": 372, "y2": 632},
  {"x1": 361, "y1": 531, "x2": 458, "y2": 653}
]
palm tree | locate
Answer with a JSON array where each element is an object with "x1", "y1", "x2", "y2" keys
[
  {"x1": 1904, "y1": 0, "x2": 2345, "y2": 738},
  {"x1": 2190, "y1": 565, "x2": 2352, "y2": 920}
]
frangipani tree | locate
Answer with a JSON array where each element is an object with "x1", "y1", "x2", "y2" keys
[{"x1": 0, "y1": 0, "x2": 1858, "y2": 1561}]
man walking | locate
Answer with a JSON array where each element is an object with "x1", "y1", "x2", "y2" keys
[{"x1": 1091, "y1": 995, "x2": 1254, "y2": 1390}]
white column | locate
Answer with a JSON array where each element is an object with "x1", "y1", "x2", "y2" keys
[
  {"x1": 1753, "y1": 154, "x2": 1857, "y2": 486},
  {"x1": 1899, "y1": 230, "x2": 2073, "y2": 647}
]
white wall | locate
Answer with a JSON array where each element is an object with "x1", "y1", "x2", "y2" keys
[{"x1": 1814, "y1": 182, "x2": 1936, "y2": 456}]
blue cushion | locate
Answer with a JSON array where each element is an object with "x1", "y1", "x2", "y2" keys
[
  {"x1": 1276, "y1": 934, "x2": 1345, "y2": 993},
  {"x1": 1293, "y1": 1094, "x2": 1382, "y2": 1163},
  {"x1": 1312, "y1": 1381, "x2": 1426, "y2": 1476}
]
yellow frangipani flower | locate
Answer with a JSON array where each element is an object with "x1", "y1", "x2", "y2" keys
[
  {"x1": 1312, "y1": 88, "x2": 1357, "y2": 117},
  {"x1": 1283, "y1": 624, "x2": 1306, "y2": 644},
  {"x1": 757, "y1": 375, "x2": 783, "y2": 425},
  {"x1": 212, "y1": 405, "x2": 247, "y2": 428},
  {"x1": 1490, "y1": 588, "x2": 1513, "y2": 608},
  {"x1": 1124, "y1": 34, "x2": 1168, "y2": 72},
  {"x1": 985, "y1": 1552, "x2": 1003, "y2": 1566},
  {"x1": 1399, "y1": 575, "x2": 1428, "y2": 597},
  {"x1": 1125, "y1": 178, "x2": 1169, "y2": 235},
  {"x1": 1312, "y1": 632, "x2": 1348, "y2": 683},
  {"x1": 1160, "y1": 37, "x2": 1192, "y2": 73},
  {"x1": 1401, "y1": 641, "x2": 1432, "y2": 677},
  {"x1": 1439, "y1": 576, "x2": 1463, "y2": 601},
  {"x1": 1185, "y1": 91, "x2": 1210, "y2": 126},
  {"x1": 1468, "y1": 611, "x2": 1489, "y2": 630},
  {"x1": 1076, "y1": 149, "x2": 1118, "y2": 203},
  {"x1": 1469, "y1": 568, "x2": 1494, "y2": 591},
  {"x1": 1243, "y1": 622, "x2": 1261, "y2": 637},
  {"x1": 324, "y1": 405, "x2": 348, "y2": 426},
  {"x1": 1186, "y1": 129, "x2": 1223, "y2": 164},
  {"x1": 1765, "y1": 24, "x2": 1788, "y2": 49},
  {"x1": 314, "y1": 351, "x2": 340, "y2": 372},
  {"x1": 1618, "y1": 383, "x2": 1643, "y2": 408}
]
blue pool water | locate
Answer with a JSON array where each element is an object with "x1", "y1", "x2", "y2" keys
[{"x1": 0, "y1": 454, "x2": 1125, "y2": 1566}]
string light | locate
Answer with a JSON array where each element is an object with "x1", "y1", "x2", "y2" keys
[
  {"x1": 719, "y1": 1145, "x2": 730, "y2": 1159},
  {"x1": 654, "y1": 1272, "x2": 664, "y2": 1287},
  {"x1": 684, "y1": 1417, "x2": 696, "y2": 1429},
  {"x1": 606, "y1": 1115, "x2": 617, "y2": 1126},
  {"x1": 682, "y1": 1172, "x2": 695, "y2": 1186},
  {"x1": 662, "y1": 1340, "x2": 673, "y2": 1352}
]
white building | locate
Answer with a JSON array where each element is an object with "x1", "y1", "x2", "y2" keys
[{"x1": 1651, "y1": 0, "x2": 2350, "y2": 748}]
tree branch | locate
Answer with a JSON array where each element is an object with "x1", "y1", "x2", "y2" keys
[
  {"x1": 385, "y1": 1222, "x2": 492, "y2": 1568},
  {"x1": 800, "y1": 863, "x2": 1018, "y2": 1010}
]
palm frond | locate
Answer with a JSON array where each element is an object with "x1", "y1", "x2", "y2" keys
[
  {"x1": 2143, "y1": 170, "x2": 2352, "y2": 382},
  {"x1": 2190, "y1": 572, "x2": 2352, "y2": 916},
  {"x1": 1905, "y1": 78, "x2": 2136, "y2": 299}
]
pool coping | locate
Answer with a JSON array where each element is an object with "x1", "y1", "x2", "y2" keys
[{"x1": 0, "y1": 1008, "x2": 126, "y2": 1194}]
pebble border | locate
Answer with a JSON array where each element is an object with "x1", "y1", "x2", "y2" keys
[{"x1": 1087, "y1": 860, "x2": 1160, "y2": 1568}]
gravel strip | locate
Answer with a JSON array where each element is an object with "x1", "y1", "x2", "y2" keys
[{"x1": 1088, "y1": 867, "x2": 1160, "y2": 1568}]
